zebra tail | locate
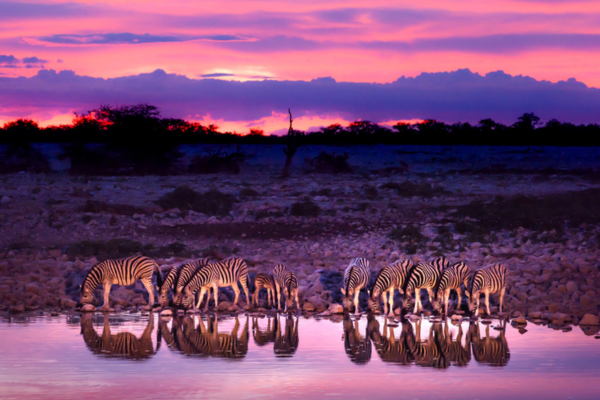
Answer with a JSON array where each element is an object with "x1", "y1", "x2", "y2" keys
[{"x1": 154, "y1": 263, "x2": 164, "y2": 289}]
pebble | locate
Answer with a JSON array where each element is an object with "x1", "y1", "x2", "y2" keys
[
  {"x1": 81, "y1": 304, "x2": 96, "y2": 312},
  {"x1": 579, "y1": 314, "x2": 600, "y2": 326}
]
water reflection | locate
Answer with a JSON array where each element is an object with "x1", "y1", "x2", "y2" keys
[
  {"x1": 80, "y1": 313, "x2": 158, "y2": 360},
  {"x1": 470, "y1": 321, "x2": 510, "y2": 367},
  {"x1": 252, "y1": 316, "x2": 277, "y2": 347},
  {"x1": 342, "y1": 314, "x2": 377, "y2": 364},
  {"x1": 274, "y1": 315, "x2": 299, "y2": 357},
  {"x1": 160, "y1": 315, "x2": 249, "y2": 359}
]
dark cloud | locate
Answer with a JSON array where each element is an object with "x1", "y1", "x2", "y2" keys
[
  {"x1": 1, "y1": 68, "x2": 599, "y2": 125},
  {"x1": 0, "y1": 54, "x2": 19, "y2": 67},
  {"x1": 200, "y1": 73, "x2": 235, "y2": 78},
  {"x1": 37, "y1": 33, "x2": 248, "y2": 45},
  {"x1": 22, "y1": 56, "x2": 47, "y2": 64},
  {"x1": 0, "y1": 1, "x2": 97, "y2": 20}
]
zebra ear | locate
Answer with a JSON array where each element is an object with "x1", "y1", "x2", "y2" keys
[
  {"x1": 340, "y1": 288, "x2": 346, "y2": 295},
  {"x1": 465, "y1": 291, "x2": 471, "y2": 298}
]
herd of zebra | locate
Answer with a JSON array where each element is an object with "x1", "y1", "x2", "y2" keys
[
  {"x1": 79, "y1": 254, "x2": 508, "y2": 317},
  {"x1": 79, "y1": 312, "x2": 509, "y2": 368}
]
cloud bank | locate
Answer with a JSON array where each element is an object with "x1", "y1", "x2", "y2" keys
[
  {"x1": 34, "y1": 33, "x2": 249, "y2": 45},
  {"x1": 1, "y1": 68, "x2": 599, "y2": 127}
]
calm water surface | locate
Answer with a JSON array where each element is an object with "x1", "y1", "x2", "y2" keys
[{"x1": 0, "y1": 313, "x2": 598, "y2": 400}]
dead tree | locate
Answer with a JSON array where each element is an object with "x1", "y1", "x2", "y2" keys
[{"x1": 281, "y1": 109, "x2": 299, "y2": 178}]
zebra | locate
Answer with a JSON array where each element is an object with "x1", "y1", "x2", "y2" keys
[
  {"x1": 80, "y1": 313, "x2": 157, "y2": 360},
  {"x1": 80, "y1": 255, "x2": 163, "y2": 310},
  {"x1": 272, "y1": 263, "x2": 289, "y2": 310},
  {"x1": 405, "y1": 319, "x2": 444, "y2": 369},
  {"x1": 468, "y1": 263, "x2": 508, "y2": 317},
  {"x1": 469, "y1": 321, "x2": 510, "y2": 367},
  {"x1": 433, "y1": 261, "x2": 470, "y2": 314},
  {"x1": 274, "y1": 315, "x2": 299, "y2": 357},
  {"x1": 403, "y1": 260, "x2": 446, "y2": 314},
  {"x1": 182, "y1": 257, "x2": 250, "y2": 311},
  {"x1": 283, "y1": 271, "x2": 300, "y2": 312},
  {"x1": 440, "y1": 320, "x2": 471, "y2": 367},
  {"x1": 172, "y1": 258, "x2": 211, "y2": 306},
  {"x1": 368, "y1": 259, "x2": 413, "y2": 316},
  {"x1": 341, "y1": 258, "x2": 371, "y2": 314},
  {"x1": 253, "y1": 273, "x2": 276, "y2": 308}
]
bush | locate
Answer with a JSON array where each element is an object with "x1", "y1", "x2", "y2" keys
[
  {"x1": 189, "y1": 154, "x2": 240, "y2": 174},
  {"x1": 306, "y1": 151, "x2": 352, "y2": 173},
  {"x1": 389, "y1": 225, "x2": 425, "y2": 254},
  {"x1": 290, "y1": 197, "x2": 321, "y2": 217},
  {"x1": 239, "y1": 187, "x2": 259, "y2": 197},
  {"x1": 381, "y1": 181, "x2": 450, "y2": 198},
  {"x1": 157, "y1": 186, "x2": 235, "y2": 216}
]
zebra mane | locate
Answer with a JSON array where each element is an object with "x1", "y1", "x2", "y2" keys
[
  {"x1": 401, "y1": 263, "x2": 417, "y2": 293},
  {"x1": 345, "y1": 265, "x2": 356, "y2": 294},
  {"x1": 81, "y1": 261, "x2": 103, "y2": 292}
]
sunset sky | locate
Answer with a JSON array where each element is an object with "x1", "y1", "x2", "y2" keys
[{"x1": 2, "y1": 0, "x2": 600, "y2": 132}]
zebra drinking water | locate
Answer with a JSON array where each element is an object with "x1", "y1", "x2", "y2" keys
[
  {"x1": 253, "y1": 273, "x2": 276, "y2": 307},
  {"x1": 182, "y1": 257, "x2": 250, "y2": 311},
  {"x1": 158, "y1": 258, "x2": 211, "y2": 307},
  {"x1": 368, "y1": 259, "x2": 413, "y2": 316},
  {"x1": 433, "y1": 261, "x2": 470, "y2": 314},
  {"x1": 80, "y1": 255, "x2": 163, "y2": 310},
  {"x1": 403, "y1": 258, "x2": 447, "y2": 314},
  {"x1": 341, "y1": 258, "x2": 371, "y2": 315},
  {"x1": 468, "y1": 263, "x2": 508, "y2": 317}
]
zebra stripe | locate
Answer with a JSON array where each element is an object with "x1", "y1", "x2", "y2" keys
[
  {"x1": 172, "y1": 258, "x2": 211, "y2": 306},
  {"x1": 158, "y1": 264, "x2": 182, "y2": 307},
  {"x1": 80, "y1": 255, "x2": 163, "y2": 309},
  {"x1": 434, "y1": 261, "x2": 470, "y2": 314},
  {"x1": 469, "y1": 263, "x2": 508, "y2": 317},
  {"x1": 343, "y1": 314, "x2": 372, "y2": 364},
  {"x1": 403, "y1": 260, "x2": 445, "y2": 314},
  {"x1": 368, "y1": 259, "x2": 413, "y2": 316},
  {"x1": 274, "y1": 315, "x2": 299, "y2": 357},
  {"x1": 372, "y1": 319, "x2": 414, "y2": 365},
  {"x1": 253, "y1": 273, "x2": 276, "y2": 307},
  {"x1": 182, "y1": 257, "x2": 250, "y2": 310},
  {"x1": 283, "y1": 271, "x2": 299, "y2": 312},
  {"x1": 272, "y1": 263, "x2": 289, "y2": 310},
  {"x1": 80, "y1": 313, "x2": 157, "y2": 360},
  {"x1": 470, "y1": 322, "x2": 510, "y2": 366},
  {"x1": 405, "y1": 319, "x2": 444, "y2": 369},
  {"x1": 252, "y1": 316, "x2": 277, "y2": 346},
  {"x1": 341, "y1": 258, "x2": 371, "y2": 314}
]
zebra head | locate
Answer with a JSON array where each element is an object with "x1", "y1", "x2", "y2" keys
[
  {"x1": 181, "y1": 288, "x2": 195, "y2": 309},
  {"x1": 431, "y1": 292, "x2": 443, "y2": 313},
  {"x1": 80, "y1": 286, "x2": 94, "y2": 305},
  {"x1": 367, "y1": 289, "x2": 381, "y2": 313},
  {"x1": 158, "y1": 289, "x2": 170, "y2": 307},
  {"x1": 402, "y1": 291, "x2": 413, "y2": 311}
]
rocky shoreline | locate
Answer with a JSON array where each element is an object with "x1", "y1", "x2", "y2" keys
[{"x1": 1, "y1": 146, "x2": 599, "y2": 333}]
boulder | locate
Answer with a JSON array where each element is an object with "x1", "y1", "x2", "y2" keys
[
  {"x1": 25, "y1": 283, "x2": 41, "y2": 295},
  {"x1": 81, "y1": 304, "x2": 96, "y2": 312},
  {"x1": 9, "y1": 304, "x2": 25, "y2": 313},
  {"x1": 60, "y1": 298, "x2": 77, "y2": 308},
  {"x1": 579, "y1": 314, "x2": 600, "y2": 326},
  {"x1": 303, "y1": 302, "x2": 315, "y2": 312},
  {"x1": 566, "y1": 281, "x2": 578, "y2": 293},
  {"x1": 329, "y1": 304, "x2": 344, "y2": 314},
  {"x1": 512, "y1": 316, "x2": 527, "y2": 324},
  {"x1": 217, "y1": 301, "x2": 233, "y2": 312}
]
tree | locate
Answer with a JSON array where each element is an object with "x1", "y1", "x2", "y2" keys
[
  {"x1": 281, "y1": 109, "x2": 300, "y2": 179},
  {"x1": 513, "y1": 112, "x2": 541, "y2": 131}
]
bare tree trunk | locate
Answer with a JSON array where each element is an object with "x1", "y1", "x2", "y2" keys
[{"x1": 281, "y1": 109, "x2": 298, "y2": 179}]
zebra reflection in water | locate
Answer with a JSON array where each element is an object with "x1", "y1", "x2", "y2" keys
[
  {"x1": 252, "y1": 316, "x2": 277, "y2": 347},
  {"x1": 274, "y1": 315, "x2": 299, "y2": 357},
  {"x1": 80, "y1": 313, "x2": 158, "y2": 360},
  {"x1": 159, "y1": 315, "x2": 249, "y2": 359},
  {"x1": 371, "y1": 318, "x2": 414, "y2": 365},
  {"x1": 342, "y1": 314, "x2": 379, "y2": 364},
  {"x1": 469, "y1": 321, "x2": 510, "y2": 367}
]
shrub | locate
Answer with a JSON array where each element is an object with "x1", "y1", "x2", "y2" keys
[
  {"x1": 381, "y1": 181, "x2": 450, "y2": 198},
  {"x1": 306, "y1": 151, "x2": 352, "y2": 174},
  {"x1": 239, "y1": 187, "x2": 259, "y2": 197},
  {"x1": 389, "y1": 225, "x2": 425, "y2": 254},
  {"x1": 157, "y1": 186, "x2": 235, "y2": 216},
  {"x1": 290, "y1": 197, "x2": 321, "y2": 217}
]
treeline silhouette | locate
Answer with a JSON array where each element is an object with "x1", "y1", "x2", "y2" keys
[{"x1": 1, "y1": 104, "x2": 599, "y2": 174}]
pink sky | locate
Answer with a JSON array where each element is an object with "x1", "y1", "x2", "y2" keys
[{"x1": 2, "y1": 0, "x2": 600, "y2": 129}]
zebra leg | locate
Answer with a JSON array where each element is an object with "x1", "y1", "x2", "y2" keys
[
  {"x1": 196, "y1": 287, "x2": 207, "y2": 310},
  {"x1": 388, "y1": 289, "x2": 395, "y2": 317},
  {"x1": 141, "y1": 279, "x2": 155, "y2": 310},
  {"x1": 427, "y1": 288, "x2": 435, "y2": 310},
  {"x1": 382, "y1": 290, "x2": 388, "y2": 315},
  {"x1": 241, "y1": 280, "x2": 251, "y2": 309},
  {"x1": 212, "y1": 284, "x2": 219, "y2": 312},
  {"x1": 275, "y1": 283, "x2": 281, "y2": 311},
  {"x1": 102, "y1": 282, "x2": 112, "y2": 310},
  {"x1": 484, "y1": 290, "x2": 491, "y2": 316},
  {"x1": 456, "y1": 290, "x2": 462, "y2": 313},
  {"x1": 413, "y1": 290, "x2": 420, "y2": 314},
  {"x1": 353, "y1": 290, "x2": 361, "y2": 315},
  {"x1": 295, "y1": 292, "x2": 299, "y2": 312},
  {"x1": 232, "y1": 283, "x2": 241, "y2": 307},
  {"x1": 252, "y1": 282, "x2": 261, "y2": 306},
  {"x1": 499, "y1": 287, "x2": 506, "y2": 314}
]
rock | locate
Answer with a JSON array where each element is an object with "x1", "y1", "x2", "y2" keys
[
  {"x1": 9, "y1": 304, "x2": 25, "y2": 313},
  {"x1": 529, "y1": 311, "x2": 542, "y2": 319},
  {"x1": 79, "y1": 304, "x2": 95, "y2": 312},
  {"x1": 25, "y1": 283, "x2": 41, "y2": 295},
  {"x1": 451, "y1": 314, "x2": 463, "y2": 321},
  {"x1": 329, "y1": 304, "x2": 344, "y2": 314},
  {"x1": 303, "y1": 302, "x2": 315, "y2": 311},
  {"x1": 48, "y1": 249, "x2": 62, "y2": 258},
  {"x1": 566, "y1": 281, "x2": 578, "y2": 293},
  {"x1": 511, "y1": 311, "x2": 523, "y2": 318},
  {"x1": 217, "y1": 301, "x2": 232, "y2": 312},
  {"x1": 512, "y1": 316, "x2": 527, "y2": 324},
  {"x1": 580, "y1": 314, "x2": 600, "y2": 326},
  {"x1": 60, "y1": 298, "x2": 77, "y2": 308},
  {"x1": 318, "y1": 310, "x2": 332, "y2": 316}
]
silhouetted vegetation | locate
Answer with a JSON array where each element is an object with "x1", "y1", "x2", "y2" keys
[
  {"x1": 306, "y1": 151, "x2": 352, "y2": 173},
  {"x1": 157, "y1": 186, "x2": 235, "y2": 216},
  {"x1": 389, "y1": 225, "x2": 425, "y2": 254},
  {"x1": 290, "y1": 197, "x2": 321, "y2": 217},
  {"x1": 2, "y1": 104, "x2": 600, "y2": 175}
]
